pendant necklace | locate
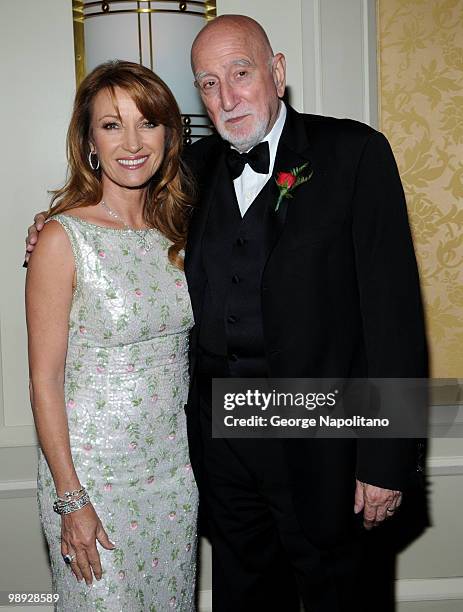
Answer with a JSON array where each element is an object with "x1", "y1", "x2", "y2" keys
[{"x1": 100, "y1": 201, "x2": 153, "y2": 252}]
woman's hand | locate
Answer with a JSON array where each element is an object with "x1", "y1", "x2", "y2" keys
[{"x1": 60, "y1": 503, "x2": 116, "y2": 585}]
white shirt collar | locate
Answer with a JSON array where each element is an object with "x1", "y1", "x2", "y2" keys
[
  {"x1": 231, "y1": 101, "x2": 287, "y2": 217},
  {"x1": 261, "y1": 100, "x2": 287, "y2": 165}
]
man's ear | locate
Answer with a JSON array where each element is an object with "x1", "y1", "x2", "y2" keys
[{"x1": 272, "y1": 53, "x2": 286, "y2": 98}]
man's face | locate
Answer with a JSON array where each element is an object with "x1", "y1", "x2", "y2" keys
[{"x1": 192, "y1": 28, "x2": 285, "y2": 151}]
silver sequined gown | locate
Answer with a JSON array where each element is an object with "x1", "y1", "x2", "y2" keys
[{"x1": 37, "y1": 214, "x2": 198, "y2": 611}]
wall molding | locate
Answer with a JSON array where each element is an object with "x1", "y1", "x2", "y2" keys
[
  {"x1": 312, "y1": 0, "x2": 323, "y2": 115},
  {"x1": 361, "y1": 0, "x2": 378, "y2": 127},
  {"x1": 300, "y1": 0, "x2": 378, "y2": 126},
  {"x1": 0, "y1": 479, "x2": 37, "y2": 499},
  {"x1": 428, "y1": 456, "x2": 463, "y2": 477},
  {"x1": 0, "y1": 425, "x2": 37, "y2": 448},
  {"x1": 396, "y1": 577, "x2": 463, "y2": 602},
  {"x1": 199, "y1": 589, "x2": 212, "y2": 612},
  {"x1": 0, "y1": 454, "x2": 462, "y2": 500},
  {"x1": 301, "y1": 0, "x2": 322, "y2": 114}
]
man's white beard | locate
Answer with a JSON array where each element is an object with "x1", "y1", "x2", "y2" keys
[{"x1": 217, "y1": 113, "x2": 268, "y2": 152}]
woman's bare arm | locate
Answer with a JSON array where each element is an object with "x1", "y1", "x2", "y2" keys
[
  {"x1": 26, "y1": 220, "x2": 80, "y2": 495},
  {"x1": 26, "y1": 220, "x2": 115, "y2": 585}
]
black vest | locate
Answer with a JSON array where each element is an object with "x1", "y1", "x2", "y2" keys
[{"x1": 199, "y1": 168, "x2": 274, "y2": 376}]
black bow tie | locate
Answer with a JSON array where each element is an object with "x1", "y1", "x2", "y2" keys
[{"x1": 226, "y1": 141, "x2": 270, "y2": 180}]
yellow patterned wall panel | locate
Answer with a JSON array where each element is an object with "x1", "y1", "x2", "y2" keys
[{"x1": 378, "y1": 0, "x2": 463, "y2": 377}]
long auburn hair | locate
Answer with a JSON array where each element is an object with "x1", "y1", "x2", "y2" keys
[{"x1": 48, "y1": 60, "x2": 195, "y2": 269}]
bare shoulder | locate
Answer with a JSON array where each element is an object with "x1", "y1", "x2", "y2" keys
[
  {"x1": 26, "y1": 219, "x2": 74, "y2": 276},
  {"x1": 37, "y1": 218, "x2": 72, "y2": 249}
]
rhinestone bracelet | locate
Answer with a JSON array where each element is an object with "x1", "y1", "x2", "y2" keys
[
  {"x1": 56, "y1": 487, "x2": 86, "y2": 502},
  {"x1": 53, "y1": 491, "x2": 91, "y2": 515}
]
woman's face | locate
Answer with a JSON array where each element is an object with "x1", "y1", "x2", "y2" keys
[{"x1": 89, "y1": 86, "x2": 166, "y2": 190}]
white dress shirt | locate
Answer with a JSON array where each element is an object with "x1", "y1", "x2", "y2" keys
[{"x1": 233, "y1": 102, "x2": 287, "y2": 217}]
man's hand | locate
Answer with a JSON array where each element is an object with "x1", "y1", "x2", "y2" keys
[
  {"x1": 24, "y1": 211, "x2": 47, "y2": 265},
  {"x1": 354, "y1": 479, "x2": 402, "y2": 530}
]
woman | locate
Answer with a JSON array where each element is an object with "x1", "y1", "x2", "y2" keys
[{"x1": 25, "y1": 60, "x2": 198, "y2": 610}]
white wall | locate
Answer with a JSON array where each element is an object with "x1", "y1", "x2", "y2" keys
[
  {"x1": 0, "y1": 0, "x2": 76, "y2": 447},
  {"x1": 301, "y1": 0, "x2": 378, "y2": 125},
  {"x1": 0, "y1": 0, "x2": 76, "y2": 597},
  {"x1": 1, "y1": 2, "x2": 461, "y2": 611}
]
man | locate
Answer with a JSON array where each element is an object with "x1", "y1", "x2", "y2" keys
[
  {"x1": 25, "y1": 15, "x2": 427, "y2": 612},
  {"x1": 184, "y1": 14, "x2": 428, "y2": 612}
]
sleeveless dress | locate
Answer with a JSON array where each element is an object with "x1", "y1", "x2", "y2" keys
[{"x1": 36, "y1": 214, "x2": 198, "y2": 611}]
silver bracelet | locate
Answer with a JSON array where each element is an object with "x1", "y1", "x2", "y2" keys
[
  {"x1": 56, "y1": 487, "x2": 86, "y2": 502},
  {"x1": 53, "y1": 491, "x2": 90, "y2": 515}
]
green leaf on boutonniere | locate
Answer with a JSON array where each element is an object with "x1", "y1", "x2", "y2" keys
[{"x1": 274, "y1": 162, "x2": 313, "y2": 211}]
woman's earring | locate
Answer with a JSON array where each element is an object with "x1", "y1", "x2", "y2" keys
[{"x1": 88, "y1": 150, "x2": 100, "y2": 170}]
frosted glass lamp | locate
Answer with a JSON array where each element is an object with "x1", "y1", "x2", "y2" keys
[{"x1": 73, "y1": 1, "x2": 216, "y2": 143}]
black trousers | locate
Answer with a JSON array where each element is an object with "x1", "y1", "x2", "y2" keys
[{"x1": 196, "y1": 354, "x2": 369, "y2": 612}]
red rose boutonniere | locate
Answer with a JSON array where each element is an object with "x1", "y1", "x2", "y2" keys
[{"x1": 275, "y1": 163, "x2": 313, "y2": 212}]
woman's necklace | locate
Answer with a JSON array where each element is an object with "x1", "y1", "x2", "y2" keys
[{"x1": 100, "y1": 200, "x2": 153, "y2": 252}]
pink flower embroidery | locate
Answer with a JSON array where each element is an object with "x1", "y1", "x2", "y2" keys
[
  {"x1": 135, "y1": 289, "x2": 143, "y2": 297},
  {"x1": 146, "y1": 476, "x2": 155, "y2": 485},
  {"x1": 185, "y1": 543, "x2": 191, "y2": 552},
  {"x1": 83, "y1": 443, "x2": 92, "y2": 452},
  {"x1": 126, "y1": 364, "x2": 134, "y2": 372},
  {"x1": 184, "y1": 463, "x2": 192, "y2": 472},
  {"x1": 168, "y1": 511, "x2": 176, "y2": 521},
  {"x1": 98, "y1": 250, "x2": 106, "y2": 258},
  {"x1": 168, "y1": 432, "x2": 176, "y2": 441},
  {"x1": 129, "y1": 442, "x2": 137, "y2": 450},
  {"x1": 130, "y1": 520, "x2": 138, "y2": 530},
  {"x1": 79, "y1": 326, "x2": 86, "y2": 334},
  {"x1": 158, "y1": 323, "x2": 166, "y2": 332},
  {"x1": 151, "y1": 394, "x2": 158, "y2": 403},
  {"x1": 169, "y1": 597, "x2": 176, "y2": 607},
  {"x1": 175, "y1": 280, "x2": 183, "y2": 288},
  {"x1": 104, "y1": 483, "x2": 112, "y2": 492},
  {"x1": 151, "y1": 558, "x2": 159, "y2": 568},
  {"x1": 118, "y1": 570, "x2": 125, "y2": 580},
  {"x1": 96, "y1": 366, "x2": 105, "y2": 373},
  {"x1": 66, "y1": 399, "x2": 76, "y2": 409}
]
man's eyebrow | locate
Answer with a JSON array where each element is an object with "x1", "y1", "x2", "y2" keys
[
  {"x1": 194, "y1": 59, "x2": 253, "y2": 81},
  {"x1": 231, "y1": 59, "x2": 252, "y2": 67}
]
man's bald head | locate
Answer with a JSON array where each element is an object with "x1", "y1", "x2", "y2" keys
[
  {"x1": 191, "y1": 15, "x2": 274, "y2": 71},
  {"x1": 190, "y1": 14, "x2": 286, "y2": 151}
]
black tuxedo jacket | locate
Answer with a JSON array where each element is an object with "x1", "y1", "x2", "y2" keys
[{"x1": 183, "y1": 106, "x2": 427, "y2": 537}]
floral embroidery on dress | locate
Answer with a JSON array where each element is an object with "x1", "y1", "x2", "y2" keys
[{"x1": 37, "y1": 214, "x2": 197, "y2": 611}]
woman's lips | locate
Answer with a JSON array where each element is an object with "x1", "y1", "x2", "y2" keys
[{"x1": 117, "y1": 155, "x2": 148, "y2": 169}]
